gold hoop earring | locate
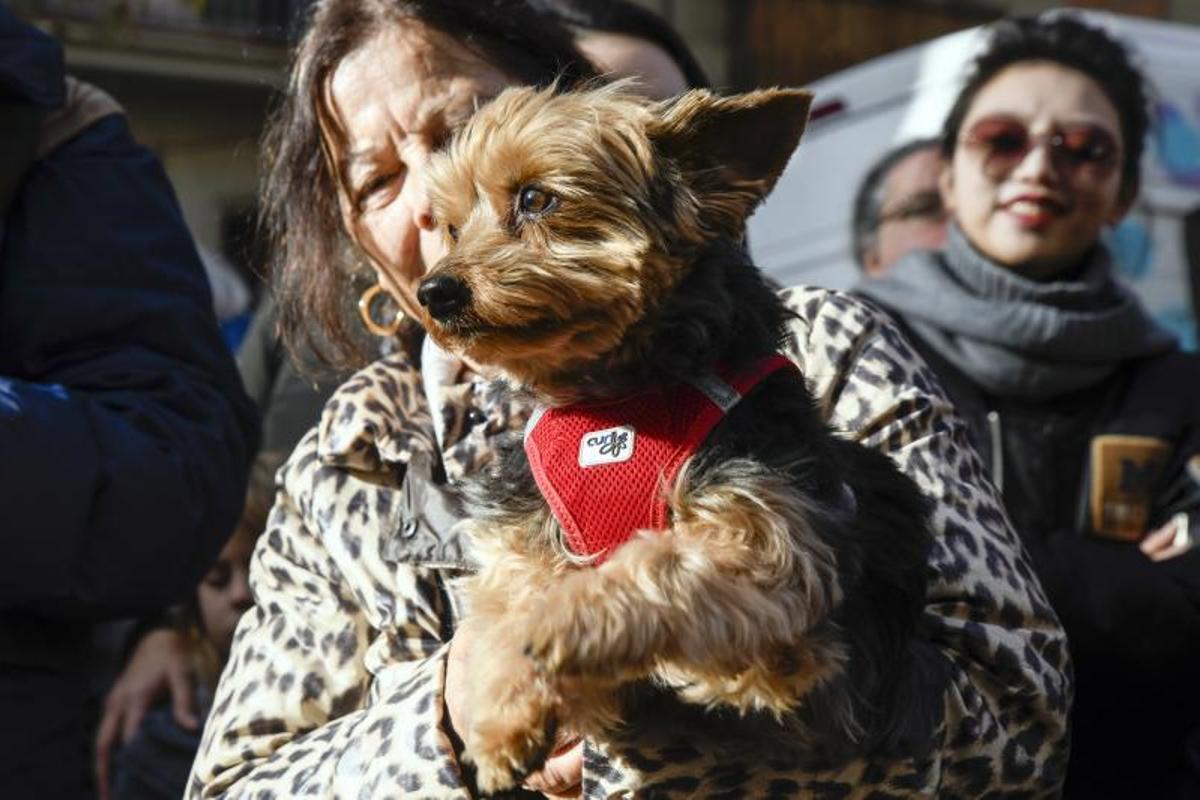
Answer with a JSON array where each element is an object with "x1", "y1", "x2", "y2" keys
[{"x1": 358, "y1": 284, "x2": 405, "y2": 337}]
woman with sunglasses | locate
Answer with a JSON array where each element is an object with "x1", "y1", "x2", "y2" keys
[{"x1": 859, "y1": 14, "x2": 1200, "y2": 799}]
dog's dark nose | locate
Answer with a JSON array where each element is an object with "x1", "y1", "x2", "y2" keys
[{"x1": 417, "y1": 274, "x2": 471, "y2": 320}]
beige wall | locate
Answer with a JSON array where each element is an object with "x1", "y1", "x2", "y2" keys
[{"x1": 66, "y1": 63, "x2": 278, "y2": 274}]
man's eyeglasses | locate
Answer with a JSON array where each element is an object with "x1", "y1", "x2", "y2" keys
[{"x1": 879, "y1": 190, "x2": 945, "y2": 225}]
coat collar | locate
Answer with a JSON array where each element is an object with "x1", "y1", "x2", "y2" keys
[
  {"x1": 316, "y1": 353, "x2": 437, "y2": 473},
  {"x1": 314, "y1": 350, "x2": 534, "y2": 483}
]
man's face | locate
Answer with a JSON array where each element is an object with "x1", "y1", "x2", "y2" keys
[
  {"x1": 575, "y1": 30, "x2": 689, "y2": 100},
  {"x1": 864, "y1": 145, "x2": 948, "y2": 276}
]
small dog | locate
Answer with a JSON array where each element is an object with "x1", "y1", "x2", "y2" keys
[{"x1": 418, "y1": 83, "x2": 935, "y2": 793}]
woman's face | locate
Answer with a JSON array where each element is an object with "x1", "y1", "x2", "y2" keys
[
  {"x1": 941, "y1": 61, "x2": 1131, "y2": 280},
  {"x1": 325, "y1": 23, "x2": 512, "y2": 321},
  {"x1": 198, "y1": 526, "x2": 255, "y2": 659}
]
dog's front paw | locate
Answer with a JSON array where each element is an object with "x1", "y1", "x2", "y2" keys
[
  {"x1": 522, "y1": 600, "x2": 595, "y2": 677},
  {"x1": 466, "y1": 675, "x2": 558, "y2": 794},
  {"x1": 523, "y1": 600, "x2": 649, "y2": 683}
]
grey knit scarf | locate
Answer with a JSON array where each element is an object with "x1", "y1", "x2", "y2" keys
[{"x1": 855, "y1": 224, "x2": 1176, "y2": 399}]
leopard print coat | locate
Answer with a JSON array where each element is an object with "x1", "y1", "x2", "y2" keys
[{"x1": 188, "y1": 288, "x2": 1071, "y2": 798}]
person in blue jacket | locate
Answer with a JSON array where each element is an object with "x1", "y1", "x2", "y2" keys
[{"x1": 0, "y1": 9, "x2": 258, "y2": 800}]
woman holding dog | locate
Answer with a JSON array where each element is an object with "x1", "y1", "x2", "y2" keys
[
  {"x1": 187, "y1": 1, "x2": 1070, "y2": 797},
  {"x1": 858, "y1": 15, "x2": 1200, "y2": 798}
]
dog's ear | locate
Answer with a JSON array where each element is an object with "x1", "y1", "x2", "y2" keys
[{"x1": 648, "y1": 87, "x2": 812, "y2": 235}]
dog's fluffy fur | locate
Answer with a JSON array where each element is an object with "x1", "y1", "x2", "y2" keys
[{"x1": 418, "y1": 83, "x2": 936, "y2": 793}]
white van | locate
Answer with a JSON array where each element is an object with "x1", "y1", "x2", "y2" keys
[{"x1": 749, "y1": 10, "x2": 1200, "y2": 350}]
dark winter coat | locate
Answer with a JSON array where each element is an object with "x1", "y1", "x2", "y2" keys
[
  {"x1": 0, "y1": 9, "x2": 258, "y2": 798},
  {"x1": 909, "y1": 339, "x2": 1200, "y2": 799},
  {"x1": 859, "y1": 229, "x2": 1200, "y2": 799}
]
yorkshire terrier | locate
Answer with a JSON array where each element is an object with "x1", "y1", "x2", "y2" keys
[{"x1": 417, "y1": 83, "x2": 935, "y2": 793}]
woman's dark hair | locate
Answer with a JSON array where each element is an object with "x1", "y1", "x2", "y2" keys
[
  {"x1": 940, "y1": 14, "x2": 1150, "y2": 199},
  {"x1": 531, "y1": 0, "x2": 709, "y2": 90},
  {"x1": 264, "y1": 0, "x2": 597, "y2": 367}
]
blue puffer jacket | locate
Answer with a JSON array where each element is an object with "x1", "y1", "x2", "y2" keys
[{"x1": 0, "y1": 9, "x2": 259, "y2": 664}]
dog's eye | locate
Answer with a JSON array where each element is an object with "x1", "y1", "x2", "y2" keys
[
  {"x1": 447, "y1": 224, "x2": 459, "y2": 243},
  {"x1": 517, "y1": 185, "x2": 556, "y2": 216}
]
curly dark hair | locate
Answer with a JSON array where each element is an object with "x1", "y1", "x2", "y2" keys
[
  {"x1": 263, "y1": 0, "x2": 597, "y2": 367},
  {"x1": 940, "y1": 14, "x2": 1150, "y2": 200}
]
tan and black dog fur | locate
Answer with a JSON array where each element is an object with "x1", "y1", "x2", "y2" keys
[{"x1": 416, "y1": 83, "x2": 935, "y2": 793}]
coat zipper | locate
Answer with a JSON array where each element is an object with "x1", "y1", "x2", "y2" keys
[{"x1": 987, "y1": 410, "x2": 1004, "y2": 494}]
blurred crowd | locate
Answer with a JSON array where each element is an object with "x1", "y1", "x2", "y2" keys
[{"x1": 1, "y1": 1, "x2": 1198, "y2": 799}]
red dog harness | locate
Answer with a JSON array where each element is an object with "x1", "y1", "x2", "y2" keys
[{"x1": 523, "y1": 354, "x2": 797, "y2": 563}]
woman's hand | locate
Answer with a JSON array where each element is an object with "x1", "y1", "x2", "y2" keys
[
  {"x1": 445, "y1": 624, "x2": 582, "y2": 798},
  {"x1": 94, "y1": 628, "x2": 197, "y2": 800},
  {"x1": 443, "y1": 621, "x2": 474, "y2": 750},
  {"x1": 522, "y1": 738, "x2": 583, "y2": 798},
  {"x1": 1141, "y1": 514, "x2": 1195, "y2": 562}
]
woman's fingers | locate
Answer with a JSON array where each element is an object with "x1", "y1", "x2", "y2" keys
[
  {"x1": 523, "y1": 737, "x2": 583, "y2": 798},
  {"x1": 167, "y1": 659, "x2": 199, "y2": 730},
  {"x1": 93, "y1": 695, "x2": 124, "y2": 800},
  {"x1": 1140, "y1": 521, "x2": 1177, "y2": 557},
  {"x1": 93, "y1": 627, "x2": 197, "y2": 797},
  {"x1": 1142, "y1": 514, "x2": 1194, "y2": 561},
  {"x1": 444, "y1": 623, "x2": 476, "y2": 740}
]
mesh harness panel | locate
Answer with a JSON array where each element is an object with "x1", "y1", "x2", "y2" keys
[{"x1": 523, "y1": 355, "x2": 796, "y2": 563}]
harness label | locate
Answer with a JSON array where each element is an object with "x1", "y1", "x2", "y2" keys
[
  {"x1": 578, "y1": 425, "x2": 636, "y2": 467},
  {"x1": 689, "y1": 373, "x2": 741, "y2": 412}
]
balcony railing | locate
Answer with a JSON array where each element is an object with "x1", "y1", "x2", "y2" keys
[{"x1": 12, "y1": 0, "x2": 315, "y2": 42}]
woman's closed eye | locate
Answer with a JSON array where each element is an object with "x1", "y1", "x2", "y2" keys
[
  {"x1": 356, "y1": 168, "x2": 405, "y2": 210},
  {"x1": 203, "y1": 560, "x2": 232, "y2": 590}
]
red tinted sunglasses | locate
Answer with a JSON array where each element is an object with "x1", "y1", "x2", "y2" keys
[{"x1": 961, "y1": 115, "x2": 1120, "y2": 181}]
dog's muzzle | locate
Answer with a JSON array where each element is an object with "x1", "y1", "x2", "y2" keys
[{"x1": 418, "y1": 274, "x2": 472, "y2": 321}]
